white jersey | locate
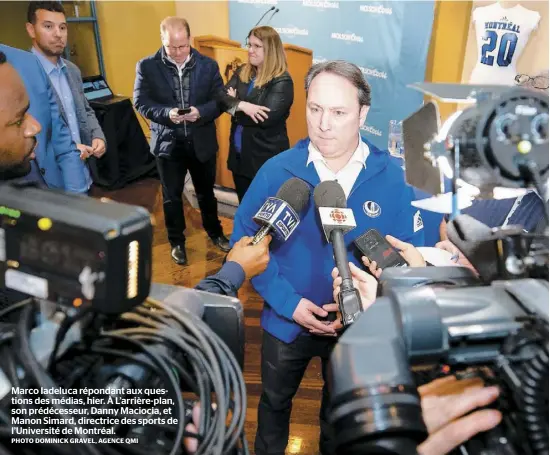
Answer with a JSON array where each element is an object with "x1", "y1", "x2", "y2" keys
[{"x1": 469, "y1": 3, "x2": 540, "y2": 85}]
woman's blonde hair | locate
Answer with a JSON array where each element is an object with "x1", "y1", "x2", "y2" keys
[{"x1": 240, "y1": 26, "x2": 287, "y2": 87}]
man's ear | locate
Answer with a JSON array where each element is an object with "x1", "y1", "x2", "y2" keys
[
  {"x1": 25, "y1": 22, "x2": 36, "y2": 40},
  {"x1": 359, "y1": 105, "x2": 369, "y2": 125}
]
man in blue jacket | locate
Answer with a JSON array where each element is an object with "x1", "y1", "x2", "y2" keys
[
  {"x1": 231, "y1": 60, "x2": 424, "y2": 455},
  {"x1": 0, "y1": 44, "x2": 90, "y2": 193},
  {"x1": 134, "y1": 16, "x2": 230, "y2": 267}
]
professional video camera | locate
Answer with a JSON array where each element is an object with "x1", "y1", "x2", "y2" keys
[
  {"x1": 0, "y1": 184, "x2": 248, "y2": 455},
  {"x1": 328, "y1": 85, "x2": 549, "y2": 455}
]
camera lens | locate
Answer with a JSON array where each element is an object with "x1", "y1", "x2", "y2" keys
[{"x1": 329, "y1": 383, "x2": 427, "y2": 455}]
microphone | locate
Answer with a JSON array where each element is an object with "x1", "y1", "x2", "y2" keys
[
  {"x1": 245, "y1": 6, "x2": 275, "y2": 44},
  {"x1": 251, "y1": 177, "x2": 311, "y2": 245},
  {"x1": 313, "y1": 180, "x2": 362, "y2": 327},
  {"x1": 266, "y1": 8, "x2": 280, "y2": 24}
]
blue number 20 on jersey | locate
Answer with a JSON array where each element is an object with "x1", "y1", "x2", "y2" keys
[{"x1": 481, "y1": 31, "x2": 518, "y2": 67}]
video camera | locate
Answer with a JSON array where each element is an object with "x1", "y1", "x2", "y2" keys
[
  {"x1": 328, "y1": 85, "x2": 549, "y2": 455},
  {"x1": 0, "y1": 184, "x2": 247, "y2": 455}
]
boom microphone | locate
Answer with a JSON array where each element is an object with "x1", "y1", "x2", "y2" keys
[
  {"x1": 251, "y1": 177, "x2": 311, "y2": 245},
  {"x1": 313, "y1": 180, "x2": 362, "y2": 327}
]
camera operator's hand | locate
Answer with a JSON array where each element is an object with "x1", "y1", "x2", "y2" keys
[
  {"x1": 435, "y1": 240, "x2": 478, "y2": 274},
  {"x1": 332, "y1": 262, "x2": 378, "y2": 311},
  {"x1": 293, "y1": 298, "x2": 336, "y2": 335},
  {"x1": 183, "y1": 402, "x2": 201, "y2": 454},
  {"x1": 226, "y1": 235, "x2": 272, "y2": 279},
  {"x1": 417, "y1": 377, "x2": 501, "y2": 455}
]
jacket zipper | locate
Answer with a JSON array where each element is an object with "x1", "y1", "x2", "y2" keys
[{"x1": 178, "y1": 67, "x2": 187, "y2": 136}]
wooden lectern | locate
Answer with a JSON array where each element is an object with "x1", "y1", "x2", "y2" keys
[{"x1": 194, "y1": 35, "x2": 313, "y2": 190}]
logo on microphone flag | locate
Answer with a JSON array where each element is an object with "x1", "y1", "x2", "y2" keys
[
  {"x1": 318, "y1": 207, "x2": 356, "y2": 242},
  {"x1": 253, "y1": 197, "x2": 300, "y2": 241},
  {"x1": 329, "y1": 208, "x2": 347, "y2": 224}
]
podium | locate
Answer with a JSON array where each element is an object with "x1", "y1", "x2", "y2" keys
[{"x1": 194, "y1": 35, "x2": 313, "y2": 190}]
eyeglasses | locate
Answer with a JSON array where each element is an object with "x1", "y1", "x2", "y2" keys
[
  {"x1": 165, "y1": 45, "x2": 190, "y2": 52},
  {"x1": 246, "y1": 43, "x2": 263, "y2": 50},
  {"x1": 515, "y1": 74, "x2": 549, "y2": 90}
]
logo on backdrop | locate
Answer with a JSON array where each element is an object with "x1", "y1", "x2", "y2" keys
[
  {"x1": 312, "y1": 56, "x2": 328, "y2": 65},
  {"x1": 237, "y1": 0, "x2": 278, "y2": 4},
  {"x1": 303, "y1": 0, "x2": 339, "y2": 9},
  {"x1": 360, "y1": 124, "x2": 382, "y2": 137},
  {"x1": 359, "y1": 4, "x2": 392, "y2": 15},
  {"x1": 359, "y1": 66, "x2": 388, "y2": 80},
  {"x1": 275, "y1": 26, "x2": 309, "y2": 37},
  {"x1": 330, "y1": 32, "x2": 364, "y2": 43},
  {"x1": 363, "y1": 201, "x2": 382, "y2": 218}
]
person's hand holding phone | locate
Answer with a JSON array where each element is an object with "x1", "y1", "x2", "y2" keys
[
  {"x1": 182, "y1": 106, "x2": 200, "y2": 122},
  {"x1": 169, "y1": 107, "x2": 186, "y2": 125}
]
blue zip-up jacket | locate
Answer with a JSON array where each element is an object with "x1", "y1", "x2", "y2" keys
[{"x1": 230, "y1": 137, "x2": 425, "y2": 343}]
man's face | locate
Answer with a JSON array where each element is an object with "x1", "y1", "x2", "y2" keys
[
  {"x1": 0, "y1": 64, "x2": 41, "y2": 179},
  {"x1": 306, "y1": 72, "x2": 369, "y2": 159},
  {"x1": 26, "y1": 9, "x2": 68, "y2": 57},
  {"x1": 162, "y1": 29, "x2": 191, "y2": 64}
]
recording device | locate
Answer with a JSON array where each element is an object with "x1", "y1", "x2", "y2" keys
[
  {"x1": 314, "y1": 181, "x2": 362, "y2": 327},
  {"x1": 0, "y1": 184, "x2": 152, "y2": 314},
  {"x1": 251, "y1": 177, "x2": 310, "y2": 245},
  {"x1": 0, "y1": 183, "x2": 248, "y2": 455},
  {"x1": 354, "y1": 229, "x2": 409, "y2": 269},
  {"x1": 328, "y1": 85, "x2": 549, "y2": 455},
  {"x1": 177, "y1": 108, "x2": 191, "y2": 115}
]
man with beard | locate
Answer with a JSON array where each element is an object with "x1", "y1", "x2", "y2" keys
[
  {"x1": 26, "y1": 1, "x2": 105, "y2": 190},
  {"x1": 0, "y1": 51, "x2": 41, "y2": 180},
  {"x1": 0, "y1": 43, "x2": 89, "y2": 193}
]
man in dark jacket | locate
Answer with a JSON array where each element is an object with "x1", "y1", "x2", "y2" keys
[{"x1": 134, "y1": 16, "x2": 230, "y2": 266}]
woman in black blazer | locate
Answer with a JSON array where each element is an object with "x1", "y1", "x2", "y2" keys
[{"x1": 219, "y1": 26, "x2": 294, "y2": 202}]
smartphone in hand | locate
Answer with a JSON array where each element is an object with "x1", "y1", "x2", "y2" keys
[
  {"x1": 354, "y1": 229, "x2": 408, "y2": 269},
  {"x1": 177, "y1": 108, "x2": 191, "y2": 115}
]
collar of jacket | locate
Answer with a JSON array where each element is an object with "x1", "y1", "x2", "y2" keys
[
  {"x1": 281, "y1": 135, "x2": 390, "y2": 196},
  {"x1": 157, "y1": 46, "x2": 197, "y2": 71}
]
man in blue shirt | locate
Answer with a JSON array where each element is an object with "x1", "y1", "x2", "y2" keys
[
  {"x1": 0, "y1": 44, "x2": 89, "y2": 193},
  {"x1": 26, "y1": 1, "x2": 107, "y2": 192},
  {"x1": 231, "y1": 60, "x2": 424, "y2": 455}
]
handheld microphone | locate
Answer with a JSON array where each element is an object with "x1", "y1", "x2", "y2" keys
[
  {"x1": 314, "y1": 180, "x2": 362, "y2": 327},
  {"x1": 251, "y1": 177, "x2": 310, "y2": 245},
  {"x1": 267, "y1": 8, "x2": 280, "y2": 24},
  {"x1": 245, "y1": 6, "x2": 275, "y2": 44}
]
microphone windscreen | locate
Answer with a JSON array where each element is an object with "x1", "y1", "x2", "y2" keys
[
  {"x1": 313, "y1": 180, "x2": 347, "y2": 209},
  {"x1": 276, "y1": 177, "x2": 311, "y2": 214}
]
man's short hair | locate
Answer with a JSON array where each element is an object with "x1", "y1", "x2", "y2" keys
[
  {"x1": 27, "y1": 1, "x2": 66, "y2": 24},
  {"x1": 160, "y1": 17, "x2": 191, "y2": 37},
  {"x1": 0, "y1": 52, "x2": 6, "y2": 65},
  {"x1": 305, "y1": 60, "x2": 371, "y2": 107}
]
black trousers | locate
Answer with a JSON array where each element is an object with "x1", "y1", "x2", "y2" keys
[
  {"x1": 156, "y1": 140, "x2": 222, "y2": 246},
  {"x1": 255, "y1": 331, "x2": 337, "y2": 455},
  {"x1": 232, "y1": 173, "x2": 253, "y2": 203}
]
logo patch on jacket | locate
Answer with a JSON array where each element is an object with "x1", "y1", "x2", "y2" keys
[
  {"x1": 413, "y1": 210, "x2": 424, "y2": 232},
  {"x1": 363, "y1": 201, "x2": 381, "y2": 218}
]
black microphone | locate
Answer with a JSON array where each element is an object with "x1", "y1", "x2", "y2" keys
[
  {"x1": 313, "y1": 180, "x2": 363, "y2": 327},
  {"x1": 266, "y1": 8, "x2": 280, "y2": 24},
  {"x1": 245, "y1": 6, "x2": 275, "y2": 43},
  {"x1": 251, "y1": 177, "x2": 310, "y2": 245}
]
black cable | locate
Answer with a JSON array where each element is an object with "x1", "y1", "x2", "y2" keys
[
  {"x1": 48, "y1": 304, "x2": 93, "y2": 372},
  {"x1": 14, "y1": 302, "x2": 102, "y2": 455},
  {"x1": 0, "y1": 298, "x2": 32, "y2": 320},
  {"x1": 97, "y1": 333, "x2": 185, "y2": 455}
]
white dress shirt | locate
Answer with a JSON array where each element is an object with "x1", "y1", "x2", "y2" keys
[{"x1": 307, "y1": 134, "x2": 369, "y2": 198}]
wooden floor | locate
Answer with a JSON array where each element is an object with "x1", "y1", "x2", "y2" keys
[{"x1": 93, "y1": 179, "x2": 324, "y2": 455}]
